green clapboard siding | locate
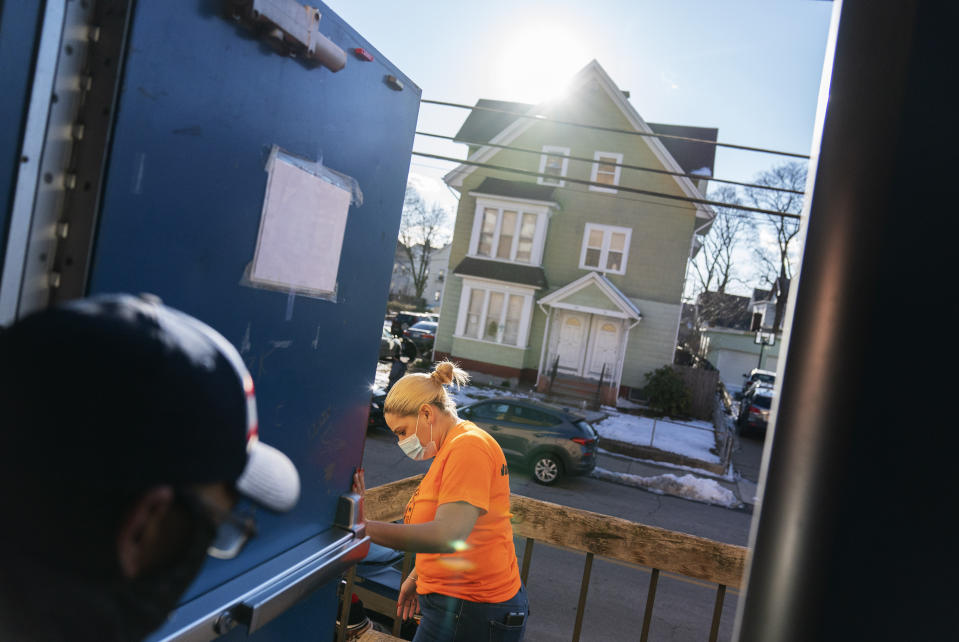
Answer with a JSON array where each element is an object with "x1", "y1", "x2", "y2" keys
[
  {"x1": 451, "y1": 335, "x2": 528, "y2": 369},
  {"x1": 560, "y1": 282, "x2": 623, "y2": 312}
]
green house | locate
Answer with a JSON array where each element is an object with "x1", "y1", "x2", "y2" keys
[{"x1": 433, "y1": 61, "x2": 716, "y2": 404}]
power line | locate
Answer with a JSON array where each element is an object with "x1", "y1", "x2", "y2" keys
[
  {"x1": 421, "y1": 99, "x2": 811, "y2": 160},
  {"x1": 415, "y1": 131, "x2": 804, "y2": 196},
  {"x1": 551, "y1": 180, "x2": 789, "y2": 229},
  {"x1": 411, "y1": 158, "x2": 783, "y2": 228},
  {"x1": 410, "y1": 150, "x2": 803, "y2": 220}
]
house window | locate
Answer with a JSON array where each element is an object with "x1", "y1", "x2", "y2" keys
[
  {"x1": 515, "y1": 212, "x2": 537, "y2": 263},
  {"x1": 457, "y1": 283, "x2": 533, "y2": 347},
  {"x1": 589, "y1": 152, "x2": 623, "y2": 193},
  {"x1": 538, "y1": 146, "x2": 570, "y2": 186},
  {"x1": 579, "y1": 223, "x2": 632, "y2": 275},
  {"x1": 472, "y1": 205, "x2": 542, "y2": 264},
  {"x1": 434, "y1": 290, "x2": 441, "y2": 302}
]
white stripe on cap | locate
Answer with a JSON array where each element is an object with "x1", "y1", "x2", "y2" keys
[{"x1": 236, "y1": 439, "x2": 300, "y2": 512}]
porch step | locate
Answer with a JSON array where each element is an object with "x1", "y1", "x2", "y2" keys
[
  {"x1": 550, "y1": 377, "x2": 604, "y2": 395},
  {"x1": 547, "y1": 392, "x2": 596, "y2": 411}
]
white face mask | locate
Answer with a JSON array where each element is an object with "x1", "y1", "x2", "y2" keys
[{"x1": 397, "y1": 412, "x2": 436, "y2": 461}]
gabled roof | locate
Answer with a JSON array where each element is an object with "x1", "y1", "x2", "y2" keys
[
  {"x1": 697, "y1": 291, "x2": 752, "y2": 330},
  {"x1": 455, "y1": 100, "x2": 534, "y2": 146},
  {"x1": 455, "y1": 108, "x2": 718, "y2": 178},
  {"x1": 646, "y1": 123, "x2": 718, "y2": 178},
  {"x1": 452, "y1": 256, "x2": 547, "y2": 289},
  {"x1": 445, "y1": 60, "x2": 715, "y2": 223},
  {"x1": 539, "y1": 272, "x2": 641, "y2": 320},
  {"x1": 468, "y1": 177, "x2": 558, "y2": 206}
]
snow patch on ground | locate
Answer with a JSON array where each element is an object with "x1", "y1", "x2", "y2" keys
[
  {"x1": 593, "y1": 411, "x2": 720, "y2": 464},
  {"x1": 591, "y1": 467, "x2": 741, "y2": 508}
]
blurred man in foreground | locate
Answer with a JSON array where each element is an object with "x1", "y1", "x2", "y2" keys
[{"x1": 0, "y1": 294, "x2": 301, "y2": 641}]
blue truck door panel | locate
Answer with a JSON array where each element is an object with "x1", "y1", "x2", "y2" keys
[
  {"x1": 0, "y1": 1, "x2": 47, "y2": 264},
  {"x1": 80, "y1": 1, "x2": 418, "y2": 638}
]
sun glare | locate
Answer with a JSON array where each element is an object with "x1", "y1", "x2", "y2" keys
[{"x1": 495, "y1": 22, "x2": 591, "y2": 104}]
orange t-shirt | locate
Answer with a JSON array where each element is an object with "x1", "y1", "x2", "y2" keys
[{"x1": 404, "y1": 420, "x2": 521, "y2": 603}]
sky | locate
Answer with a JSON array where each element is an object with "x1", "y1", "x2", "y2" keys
[{"x1": 325, "y1": 1, "x2": 836, "y2": 296}]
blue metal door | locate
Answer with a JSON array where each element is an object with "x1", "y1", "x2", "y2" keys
[{"x1": 83, "y1": 1, "x2": 419, "y2": 638}]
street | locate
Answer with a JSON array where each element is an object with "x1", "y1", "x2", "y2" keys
[{"x1": 360, "y1": 426, "x2": 755, "y2": 641}]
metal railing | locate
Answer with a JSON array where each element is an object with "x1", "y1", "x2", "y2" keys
[
  {"x1": 357, "y1": 475, "x2": 747, "y2": 642},
  {"x1": 592, "y1": 362, "x2": 606, "y2": 410}
]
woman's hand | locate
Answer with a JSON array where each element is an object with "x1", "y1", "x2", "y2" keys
[
  {"x1": 397, "y1": 572, "x2": 419, "y2": 621},
  {"x1": 352, "y1": 468, "x2": 365, "y2": 497},
  {"x1": 352, "y1": 469, "x2": 365, "y2": 524}
]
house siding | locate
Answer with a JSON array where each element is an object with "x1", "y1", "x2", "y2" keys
[
  {"x1": 450, "y1": 336, "x2": 528, "y2": 369},
  {"x1": 433, "y1": 275, "x2": 462, "y2": 356},
  {"x1": 621, "y1": 299, "x2": 682, "y2": 388}
]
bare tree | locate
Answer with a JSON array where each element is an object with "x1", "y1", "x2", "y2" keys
[
  {"x1": 397, "y1": 185, "x2": 450, "y2": 302},
  {"x1": 684, "y1": 186, "x2": 754, "y2": 346},
  {"x1": 688, "y1": 185, "x2": 753, "y2": 297},
  {"x1": 745, "y1": 161, "x2": 807, "y2": 331}
]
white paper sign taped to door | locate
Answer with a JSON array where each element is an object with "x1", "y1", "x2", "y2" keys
[{"x1": 250, "y1": 148, "x2": 357, "y2": 298}]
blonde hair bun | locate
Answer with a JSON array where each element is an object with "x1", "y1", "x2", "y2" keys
[{"x1": 430, "y1": 360, "x2": 469, "y2": 388}]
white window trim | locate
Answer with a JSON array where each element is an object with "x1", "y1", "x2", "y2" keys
[
  {"x1": 589, "y1": 151, "x2": 624, "y2": 193},
  {"x1": 454, "y1": 278, "x2": 535, "y2": 348},
  {"x1": 468, "y1": 197, "x2": 551, "y2": 266},
  {"x1": 579, "y1": 222, "x2": 632, "y2": 275},
  {"x1": 538, "y1": 145, "x2": 570, "y2": 187}
]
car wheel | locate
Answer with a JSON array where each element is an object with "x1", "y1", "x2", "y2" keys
[{"x1": 531, "y1": 453, "x2": 563, "y2": 485}]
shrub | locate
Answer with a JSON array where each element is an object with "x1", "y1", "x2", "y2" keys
[{"x1": 643, "y1": 366, "x2": 692, "y2": 417}]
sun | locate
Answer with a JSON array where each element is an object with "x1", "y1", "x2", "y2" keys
[{"x1": 494, "y1": 21, "x2": 592, "y2": 104}]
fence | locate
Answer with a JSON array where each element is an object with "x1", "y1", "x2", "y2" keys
[{"x1": 353, "y1": 475, "x2": 748, "y2": 642}]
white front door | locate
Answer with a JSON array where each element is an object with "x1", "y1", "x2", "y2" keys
[
  {"x1": 587, "y1": 318, "x2": 620, "y2": 377},
  {"x1": 556, "y1": 312, "x2": 587, "y2": 372}
]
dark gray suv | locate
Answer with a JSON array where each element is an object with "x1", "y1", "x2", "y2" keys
[{"x1": 458, "y1": 398, "x2": 599, "y2": 485}]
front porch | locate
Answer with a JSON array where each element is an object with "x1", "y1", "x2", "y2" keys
[
  {"x1": 536, "y1": 369, "x2": 619, "y2": 408},
  {"x1": 535, "y1": 272, "x2": 641, "y2": 407}
]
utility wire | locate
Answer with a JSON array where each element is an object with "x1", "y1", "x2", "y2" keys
[
  {"x1": 421, "y1": 99, "x2": 811, "y2": 160},
  {"x1": 415, "y1": 131, "x2": 804, "y2": 196},
  {"x1": 411, "y1": 159, "x2": 785, "y2": 228},
  {"x1": 410, "y1": 150, "x2": 802, "y2": 220}
]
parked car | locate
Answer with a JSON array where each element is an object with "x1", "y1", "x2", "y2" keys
[
  {"x1": 737, "y1": 386, "x2": 774, "y2": 437},
  {"x1": 388, "y1": 311, "x2": 437, "y2": 336},
  {"x1": 740, "y1": 368, "x2": 776, "y2": 398},
  {"x1": 403, "y1": 320, "x2": 437, "y2": 352},
  {"x1": 458, "y1": 398, "x2": 599, "y2": 485},
  {"x1": 379, "y1": 326, "x2": 393, "y2": 361},
  {"x1": 368, "y1": 385, "x2": 387, "y2": 430}
]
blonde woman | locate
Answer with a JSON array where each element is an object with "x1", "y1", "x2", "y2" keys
[{"x1": 353, "y1": 361, "x2": 528, "y2": 641}]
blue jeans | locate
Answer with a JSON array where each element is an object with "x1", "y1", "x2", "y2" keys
[{"x1": 413, "y1": 585, "x2": 528, "y2": 642}]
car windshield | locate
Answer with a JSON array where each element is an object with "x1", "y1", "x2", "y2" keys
[
  {"x1": 754, "y1": 373, "x2": 775, "y2": 384},
  {"x1": 410, "y1": 321, "x2": 437, "y2": 331},
  {"x1": 751, "y1": 395, "x2": 773, "y2": 409}
]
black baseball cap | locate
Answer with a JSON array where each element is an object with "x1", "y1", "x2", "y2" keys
[{"x1": 0, "y1": 293, "x2": 299, "y2": 512}]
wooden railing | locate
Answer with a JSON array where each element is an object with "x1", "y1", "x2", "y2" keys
[{"x1": 350, "y1": 475, "x2": 748, "y2": 642}]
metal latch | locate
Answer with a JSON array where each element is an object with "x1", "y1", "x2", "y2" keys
[{"x1": 226, "y1": 0, "x2": 347, "y2": 71}]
